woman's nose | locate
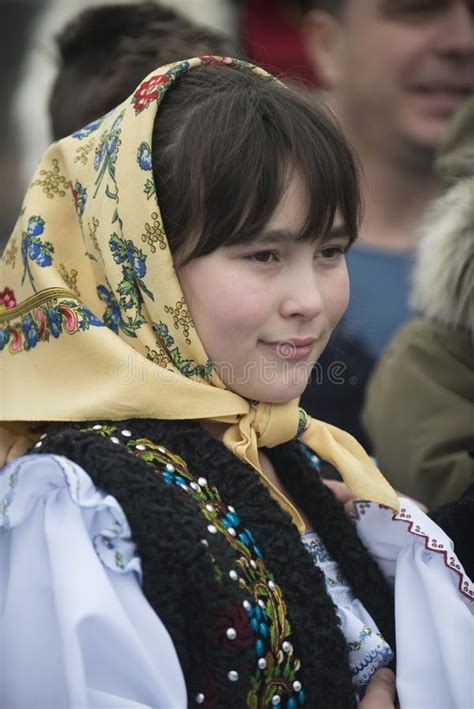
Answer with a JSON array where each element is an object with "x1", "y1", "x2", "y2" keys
[{"x1": 279, "y1": 271, "x2": 324, "y2": 320}]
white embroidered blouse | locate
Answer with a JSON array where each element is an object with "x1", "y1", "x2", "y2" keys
[
  {"x1": 301, "y1": 529, "x2": 393, "y2": 690},
  {"x1": 0, "y1": 453, "x2": 473, "y2": 708}
]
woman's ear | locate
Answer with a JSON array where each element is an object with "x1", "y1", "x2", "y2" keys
[{"x1": 301, "y1": 10, "x2": 345, "y2": 90}]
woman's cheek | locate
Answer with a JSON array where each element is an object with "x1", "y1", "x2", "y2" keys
[
  {"x1": 221, "y1": 277, "x2": 268, "y2": 327},
  {"x1": 326, "y1": 268, "x2": 350, "y2": 326}
]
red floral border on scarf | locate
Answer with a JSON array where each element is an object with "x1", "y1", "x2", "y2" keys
[{"x1": 0, "y1": 287, "x2": 17, "y2": 311}]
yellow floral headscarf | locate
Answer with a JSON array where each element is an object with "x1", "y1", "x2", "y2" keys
[{"x1": 0, "y1": 56, "x2": 398, "y2": 513}]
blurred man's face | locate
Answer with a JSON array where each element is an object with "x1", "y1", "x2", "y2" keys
[{"x1": 305, "y1": 0, "x2": 474, "y2": 157}]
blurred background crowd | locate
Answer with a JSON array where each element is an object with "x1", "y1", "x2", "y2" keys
[
  {"x1": 0, "y1": 0, "x2": 240, "y2": 249},
  {"x1": 1, "y1": 0, "x2": 473, "y2": 511}
]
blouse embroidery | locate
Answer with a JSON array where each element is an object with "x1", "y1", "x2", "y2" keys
[{"x1": 302, "y1": 530, "x2": 393, "y2": 689}]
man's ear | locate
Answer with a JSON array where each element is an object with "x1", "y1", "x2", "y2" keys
[{"x1": 301, "y1": 10, "x2": 344, "y2": 90}]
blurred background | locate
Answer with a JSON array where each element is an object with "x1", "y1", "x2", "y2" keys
[{"x1": 0, "y1": 0, "x2": 317, "y2": 252}]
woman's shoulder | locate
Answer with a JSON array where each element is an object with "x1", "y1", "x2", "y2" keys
[
  {"x1": 34, "y1": 421, "x2": 186, "y2": 495},
  {"x1": 0, "y1": 451, "x2": 141, "y2": 575},
  {"x1": 0, "y1": 451, "x2": 187, "y2": 707},
  {"x1": 33, "y1": 421, "x2": 214, "y2": 562},
  {"x1": 0, "y1": 420, "x2": 207, "y2": 580},
  {"x1": 35, "y1": 419, "x2": 192, "y2": 460}
]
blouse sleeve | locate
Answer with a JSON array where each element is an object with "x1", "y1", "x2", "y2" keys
[
  {"x1": 0, "y1": 453, "x2": 187, "y2": 708},
  {"x1": 354, "y1": 497, "x2": 474, "y2": 709}
]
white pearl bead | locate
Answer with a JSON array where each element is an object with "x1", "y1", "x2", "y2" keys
[
  {"x1": 229, "y1": 570, "x2": 238, "y2": 581},
  {"x1": 226, "y1": 627, "x2": 237, "y2": 640},
  {"x1": 136, "y1": 444, "x2": 146, "y2": 451},
  {"x1": 268, "y1": 581, "x2": 275, "y2": 591},
  {"x1": 165, "y1": 463, "x2": 175, "y2": 472},
  {"x1": 282, "y1": 641, "x2": 292, "y2": 653},
  {"x1": 258, "y1": 599, "x2": 265, "y2": 609},
  {"x1": 190, "y1": 482, "x2": 199, "y2": 491},
  {"x1": 195, "y1": 693, "x2": 205, "y2": 704},
  {"x1": 227, "y1": 670, "x2": 239, "y2": 682},
  {"x1": 243, "y1": 600, "x2": 251, "y2": 610},
  {"x1": 207, "y1": 525, "x2": 217, "y2": 535},
  {"x1": 92, "y1": 424, "x2": 102, "y2": 430},
  {"x1": 250, "y1": 560, "x2": 257, "y2": 569},
  {"x1": 271, "y1": 696, "x2": 281, "y2": 706},
  {"x1": 228, "y1": 505, "x2": 236, "y2": 513},
  {"x1": 110, "y1": 437, "x2": 120, "y2": 444},
  {"x1": 258, "y1": 658, "x2": 267, "y2": 669},
  {"x1": 200, "y1": 539, "x2": 209, "y2": 548},
  {"x1": 34, "y1": 441, "x2": 43, "y2": 449},
  {"x1": 205, "y1": 504, "x2": 214, "y2": 512},
  {"x1": 293, "y1": 680, "x2": 302, "y2": 692},
  {"x1": 121, "y1": 429, "x2": 132, "y2": 437},
  {"x1": 198, "y1": 477, "x2": 207, "y2": 487},
  {"x1": 158, "y1": 446, "x2": 166, "y2": 453},
  {"x1": 228, "y1": 527, "x2": 236, "y2": 537},
  {"x1": 40, "y1": 433, "x2": 47, "y2": 440}
]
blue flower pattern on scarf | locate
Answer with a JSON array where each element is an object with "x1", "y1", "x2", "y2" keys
[
  {"x1": 137, "y1": 142, "x2": 152, "y2": 171},
  {"x1": 21, "y1": 216, "x2": 54, "y2": 291}
]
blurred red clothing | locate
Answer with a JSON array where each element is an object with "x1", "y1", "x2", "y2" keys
[{"x1": 242, "y1": 0, "x2": 320, "y2": 87}]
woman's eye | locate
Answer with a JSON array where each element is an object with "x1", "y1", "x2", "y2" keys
[
  {"x1": 319, "y1": 246, "x2": 345, "y2": 260},
  {"x1": 244, "y1": 250, "x2": 278, "y2": 263}
]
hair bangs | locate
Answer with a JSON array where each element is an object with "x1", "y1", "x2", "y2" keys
[
  {"x1": 202, "y1": 82, "x2": 361, "y2": 250},
  {"x1": 152, "y1": 65, "x2": 361, "y2": 267},
  {"x1": 263, "y1": 86, "x2": 361, "y2": 247}
]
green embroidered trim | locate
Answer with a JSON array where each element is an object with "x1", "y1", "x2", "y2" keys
[{"x1": 86, "y1": 424, "x2": 305, "y2": 707}]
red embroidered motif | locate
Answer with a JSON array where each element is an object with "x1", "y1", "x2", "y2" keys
[{"x1": 353, "y1": 501, "x2": 474, "y2": 602}]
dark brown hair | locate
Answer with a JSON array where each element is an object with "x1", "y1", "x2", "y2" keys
[
  {"x1": 49, "y1": 2, "x2": 238, "y2": 140},
  {"x1": 305, "y1": 0, "x2": 347, "y2": 16},
  {"x1": 152, "y1": 64, "x2": 361, "y2": 266}
]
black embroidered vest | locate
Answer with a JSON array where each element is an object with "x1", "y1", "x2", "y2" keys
[{"x1": 39, "y1": 419, "x2": 395, "y2": 708}]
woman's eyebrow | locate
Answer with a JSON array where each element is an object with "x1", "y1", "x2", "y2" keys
[
  {"x1": 251, "y1": 229, "x2": 295, "y2": 245},
  {"x1": 328, "y1": 225, "x2": 351, "y2": 239},
  {"x1": 249, "y1": 225, "x2": 351, "y2": 246}
]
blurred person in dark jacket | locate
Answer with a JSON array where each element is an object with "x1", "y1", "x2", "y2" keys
[
  {"x1": 363, "y1": 97, "x2": 474, "y2": 510},
  {"x1": 300, "y1": 0, "x2": 474, "y2": 449}
]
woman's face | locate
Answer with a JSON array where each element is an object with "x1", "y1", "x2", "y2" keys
[{"x1": 178, "y1": 172, "x2": 351, "y2": 403}]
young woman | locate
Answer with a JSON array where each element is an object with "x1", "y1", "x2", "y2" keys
[{"x1": 0, "y1": 57, "x2": 471, "y2": 709}]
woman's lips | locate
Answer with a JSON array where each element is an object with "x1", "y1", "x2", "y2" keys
[{"x1": 261, "y1": 338, "x2": 318, "y2": 360}]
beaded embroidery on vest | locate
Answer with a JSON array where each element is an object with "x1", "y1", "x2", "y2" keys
[{"x1": 76, "y1": 423, "x2": 306, "y2": 708}]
